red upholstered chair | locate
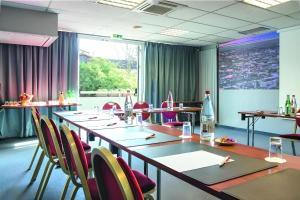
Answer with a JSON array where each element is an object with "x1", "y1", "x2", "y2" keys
[
  {"x1": 102, "y1": 102, "x2": 121, "y2": 110},
  {"x1": 161, "y1": 101, "x2": 184, "y2": 127},
  {"x1": 92, "y1": 147, "x2": 156, "y2": 200},
  {"x1": 279, "y1": 109, "x2": 300, "y2": 155},
  {"x1": 133, "y1": 102, "x2": 151, "y2": 121},
  {"x1": 60, "y1": 124, "x2": 100, "y2": 200},
  {"x1": 27, "y1": 107, "x2": 42, "y2": 171}
]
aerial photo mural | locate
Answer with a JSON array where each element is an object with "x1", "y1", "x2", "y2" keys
[{"x1": 219, "y1": 32, "x2": 279, "y2": 90}]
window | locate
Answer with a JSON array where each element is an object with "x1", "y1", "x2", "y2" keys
[{"x1": 79, "y1": 36, "x2": 142, "y2": 110}]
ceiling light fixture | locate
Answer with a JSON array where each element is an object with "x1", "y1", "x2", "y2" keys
[
  {"x1": 160, "y1": 29, "x2": 189, "y2": 37},
  {"x1": 243, "y1": 0, "x2": 291, "y2": 9},
  {"x1": 96, "y1": 0, "x2": 145, "y2": 9}
]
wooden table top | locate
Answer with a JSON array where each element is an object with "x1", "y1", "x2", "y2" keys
[
  {"x1": 0, "y1": 102, "x2": 80, "y2": 109},
  {"x1": 239, "y1": 111, "x2": 300, "y2": 119},
  {"x1": 114, "y1": 106, "x2": 202, "y2": 114},
  {"x1": 128, "y1": 125, "x2": 300, "y2": 198}
]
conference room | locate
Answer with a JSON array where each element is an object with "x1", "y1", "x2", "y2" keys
[{"x1": 1, "y1": 0, "x2": 300, "y2": 199}]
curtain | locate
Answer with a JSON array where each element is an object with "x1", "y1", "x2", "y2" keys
[
  {"x1": 199, "y1": 45, "x2": 218, "y2": 121},
  {"x1": 0, "y1": 31, "x2": 78, "y2": 138},
  {"x1": 144, "y1": 42, "x2": 200, "y2": 122}
]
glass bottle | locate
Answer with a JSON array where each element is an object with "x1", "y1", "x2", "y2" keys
[
  {"x1": 291, "y1": 95, "x2": 297, "y2": 114},
  {"x1": 58, "y1": 91, "x2": 64, "y2": 105},
  {"x1": 201, "y1": 91, "x2": 215, "y2": 141},
  {"x1": 166, "y1": 90, "x2": 173, "y2": 110},
  {"x1": 124, "y1": 90, "x2": 133, "y2": 123},
  {"x1": 285, "y1": 95, "x2": 291, "y2": 116}
]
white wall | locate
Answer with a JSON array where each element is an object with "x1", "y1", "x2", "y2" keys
[
  {"x1": 218, "y1": 89, "x2": 294, "y2": 134},
  {"x1": 217, "y1": 27, "x2": 300, "y2": 134},
  {"x1": 279, "y1": 26, "x2": 300, "y2": 107}
]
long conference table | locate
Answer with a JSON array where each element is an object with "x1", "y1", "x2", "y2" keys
[{"x1": 54, "y1": 110, "x2": 300, "y2": 200}]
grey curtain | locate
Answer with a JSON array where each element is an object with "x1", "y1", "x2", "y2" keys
[
  {"x1": 144, "y1": 42, "x2": 200, "y2": 122},
  {"x1": 0, "y1": 31, "x2": 78, "y2": 138},
  {"x1": 199, "y1": 45, "x2": 217, "y2": 120}
]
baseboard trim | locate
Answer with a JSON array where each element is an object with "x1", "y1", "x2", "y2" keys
[{"x1": 216, "y1": 124, "x2": 279, "y2": 137}]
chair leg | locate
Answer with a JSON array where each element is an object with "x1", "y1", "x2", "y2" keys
[
  {"x1": 27, "y1": 144, "x2": 40, "y2": 171},
  {"x1": 34, "y1": 160, "x2": 51, "y2": 200},
  {"x1": 36, "y1": 162, "x2": 55, "y2": 199},
  {"x1": 70, "y1": 186, "x2": 80, "y2": 200},
  {"x1": 60, "y1": 177, "x2": 71, "y2": 200},
  {"x1": 98, "y1": 138, "x2": 102, "y2": 146},
  {"x1": 291, "y1": 141, "x2": 296, "y2": 156},
  {"x1": 30, "y1": 151, "x2": 45, "y2": 184}
]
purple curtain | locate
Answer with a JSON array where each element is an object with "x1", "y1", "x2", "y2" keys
[{"x1": 0, "y1": 31, "x2": 78, "y2": 138}]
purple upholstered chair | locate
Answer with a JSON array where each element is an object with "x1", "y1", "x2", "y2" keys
[{"x1": 161, "y1": 101, "x2": 184, "y2": 127}]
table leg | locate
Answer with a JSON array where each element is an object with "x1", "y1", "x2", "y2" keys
[
  {"x1": 252, "y1": 116, "x2": 255, "y2": 147},
  {"x1": 157, "y1": 168, "x2": 161, "y2": 200},
  {"x1": 128, "y1": 153, "x2": 132, "y2": 168},
  {"x1": 144, "y1": 162, "x2": 148, "y2": 176},
  {"x1": 247, "y1": 117, "x2": 250, "y2": 146},
  {"x1": 191, "y1": 112, "x2": 195, "y2": 134}
]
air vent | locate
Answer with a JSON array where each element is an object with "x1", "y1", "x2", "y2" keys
[
  {"x1": 134, "y1": 1, "x2": 178, "y2": 15},
  {"x1": 238, "y1": 27, "x2": 270, "y2": 35}
]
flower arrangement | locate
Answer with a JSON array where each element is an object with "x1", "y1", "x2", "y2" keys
[{"x1": 19, "y1": 93, "x2": 33, "y2": 106}]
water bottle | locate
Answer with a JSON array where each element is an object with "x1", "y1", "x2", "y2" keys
[
  {"x1": 124, "y1": 90, "x2": 133, "y2": 123},
  {"x1": 285, "y1": 95, "x2": 291, "y2": 116},
  {"x1": 291, "y1": 95, "x2": 297, "y2": 114},
  {"x1": 167, "y1": 90, "x2": 173, "y2": 110},
  {"x1": 201, "y1": 91, "x2": 215, "y2": 141}
]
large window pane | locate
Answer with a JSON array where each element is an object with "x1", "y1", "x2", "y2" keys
[{"x1": 79, "y1": 37, "x2": 140, "y2": 110}]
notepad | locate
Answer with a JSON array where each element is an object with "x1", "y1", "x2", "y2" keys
[{"x1": 154, "y1": 150, "x2": 234, "y2": 172}]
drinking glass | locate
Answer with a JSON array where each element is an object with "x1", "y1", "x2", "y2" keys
[
  {"x1": 265, "y1": 137, "x2": 286, "y2": 163},
  {"x1": 149, "y1": 104, "x2": 153, "y2": 110},
  {"x1": 181, "y1": 121, "x2": 192, "y2": 138},
  {"x1": 136, "y1": 112, "x2": 143, "y2": 126},
  {"x1": 179, "y1": 103, "x2": 184, "y2": 109}
]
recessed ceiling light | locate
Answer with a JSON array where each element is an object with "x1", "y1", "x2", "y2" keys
[
  {"x1": 243, "y1": 0, "x2": 291, "y2": 9},
  {"x1": 133, "y1": 25, "x2": 142, "y2": 29},
  {"x1": 160, "y1": 29, "x2": 189, "y2": 37},
  {"x1": 96, "y1": 0, "x2": 145, "y2": 9}
]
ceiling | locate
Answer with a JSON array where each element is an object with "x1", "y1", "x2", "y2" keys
[{"x1": 2, "y1": 0, "x2": 300, "y2": 47}]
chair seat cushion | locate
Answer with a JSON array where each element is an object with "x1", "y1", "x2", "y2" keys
[
  {"x1": 280, "y1": 134, "x2": 300, "y2": 140},
  {"x1": 132, "y1": 170, "x2": 156, "y2": 193},
  {"x1": 163, "y1": 121, "x2": 184, "y2": 127},
  {"x1": 87, "y1": 178, "x2": 100, "y2": 200},
  {"x1": 81, "y1": 141, "x2": 91, "y2": 151}
]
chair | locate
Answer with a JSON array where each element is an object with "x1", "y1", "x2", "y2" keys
[
  {"x1": 60, "y1": 124, "x2": 100, "y2": 200},
  {"x1": 279, "y1": 109, "x2": 300, "y2": 155},
  {"x1": 27, "y1": 108, "x2": 42, "y2": 171},
  {"x1": 161, "y1": 101, "x2": 184, "y2": 127},
  {"x1": 92, "y1": 147, "x2": 155, "y2": 200},
  {"x1": 102, "y1": 102, "x2": 121, "y2": 110},
  {"x1": 133, "y1": 102, "x2": 150, "y2": 121},
  {"x1": 33, "y1": 115, "x2": 92, "y2": 199}
]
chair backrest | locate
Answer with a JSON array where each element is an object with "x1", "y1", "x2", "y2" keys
[
  {"x1": 102, "y1": 102, "x2": 121, "y2": 110},
  {"x1": 60, "y1": 124, "x2": 92, "y2": 200},
  {"x1": 92, "y1": 147, "x2": 137, "y2": 200},
  {"x1": 40, "y1": 117, "x2": 68, "y2": 173},
  {"x1": 133, "y1": 102, "x2": 150, "y2": 121},
  {"x1": 31, "y1": 108, "x2": 50, "y2": 158},
  {"x1": 161, "y1": 101, "x2": 177, "y2": 123},
  {"x1": 294, "y1": 109, "x2": 300, "y2": 132}
]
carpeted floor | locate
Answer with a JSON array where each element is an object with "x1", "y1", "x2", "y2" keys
[{"x1": 0, "y1": 126, "x2": 299, "y2": 200}]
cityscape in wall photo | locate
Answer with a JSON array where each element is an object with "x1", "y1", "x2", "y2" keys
[{"x1": 219, "y1": 32, "x2": 279, "y2": 90}]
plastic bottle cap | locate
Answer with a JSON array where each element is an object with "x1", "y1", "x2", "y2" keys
[{"x1": 205, "y1": 91, "x2": 210, "y2": 94}]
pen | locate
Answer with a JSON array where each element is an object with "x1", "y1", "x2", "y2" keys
[
  {"x1": 145, "y1": 133, "x2": 156, "y2": 140},
  {"x1": 219, "y1": 156, "x2": 231, "y2": 167},
  {"x1": 88, "y1": 116, "x2": 98, "y2": 119},
  {"x1": 106, "y1": 122, "x2": 117, "y2": 126}
]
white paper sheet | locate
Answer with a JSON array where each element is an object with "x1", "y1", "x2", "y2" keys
[{"x1": 153, "y1": 150, "x2": 234, "y2": 172}]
